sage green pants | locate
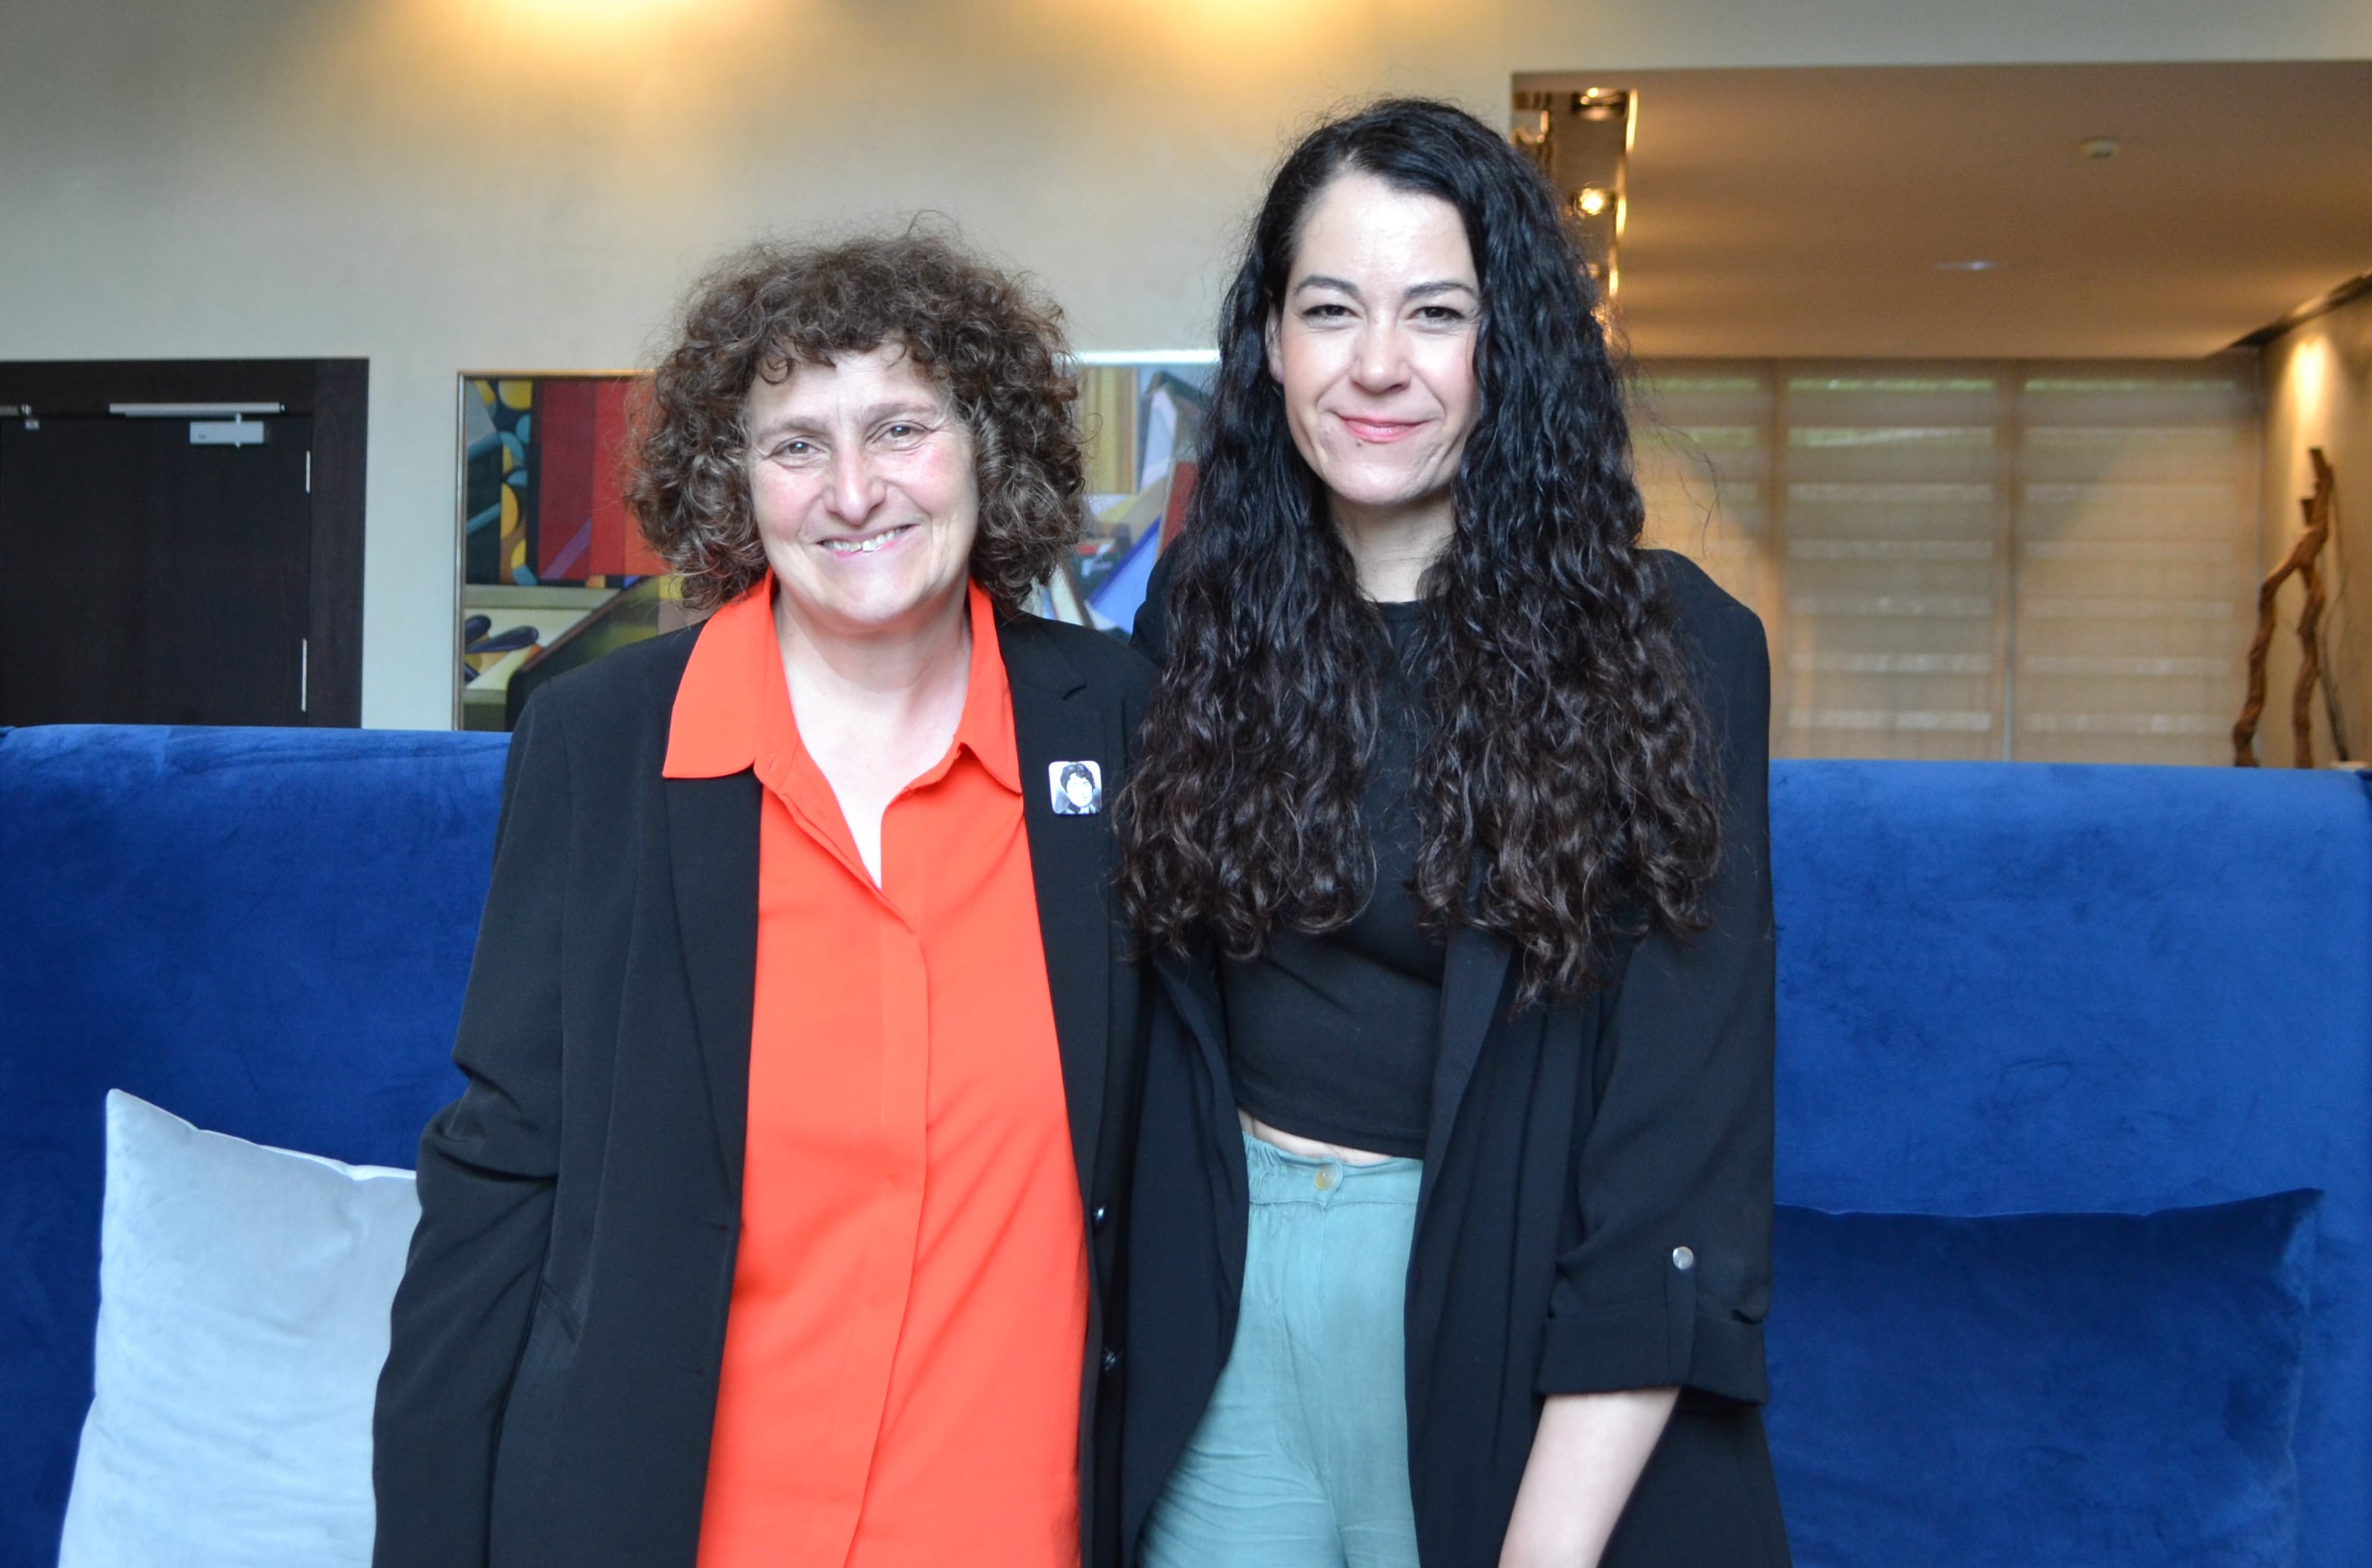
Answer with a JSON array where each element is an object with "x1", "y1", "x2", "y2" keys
[{"x1": 1140, "y1": 1133, "x2": 1423, "y2": 1568}]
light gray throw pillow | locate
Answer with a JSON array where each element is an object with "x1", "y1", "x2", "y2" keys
[{"x1": 58, "y1": 1090, "x2": 419, "y2": 1567}]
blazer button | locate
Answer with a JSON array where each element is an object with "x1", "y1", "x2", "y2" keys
[
  {"x1": 1671, "y1": 1246, "x2": 1696, "y2": 1272},
  {"x1": 1101, "y1": 1348, "x2": 1122, "y2": 1375},
  {"x1": 1092, "y1": 1206, "x2": 1109, "y2": 1231}
]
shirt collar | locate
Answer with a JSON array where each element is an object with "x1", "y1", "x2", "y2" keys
[
  {"x1": 660, "y1": 578, "x2": 775, "y2": 780},
  {"x1": 950, "y1": 582, "x2": 1021, "y2": 795},
  {"x1": 662, "y1": 575, "x2": 1018, "y2": 798}
]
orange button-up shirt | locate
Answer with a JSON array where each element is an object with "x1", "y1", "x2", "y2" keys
[{"x1": 665, "y1": 576, "x2": 1088, "y2": 1568}]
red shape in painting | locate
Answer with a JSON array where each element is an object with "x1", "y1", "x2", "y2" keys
[
  {"x1": 593, "y1": 379, "x2": 666, "y2": 576},
  {"x1": 1161, "y1": 461, "x2": 1199, "y2": 550},
  {"x1": 537, "y1": 380, "x2": 597, "y2": 581}
]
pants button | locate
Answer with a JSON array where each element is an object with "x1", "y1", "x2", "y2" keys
[{"x1": 1314, "y1": 1165, "x2": 1337, "y2": 1192}]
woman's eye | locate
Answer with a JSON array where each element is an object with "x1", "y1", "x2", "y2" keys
[
  {"x1": 1417, "y1": 306, "x2": 1467, "y2": 325},
  {"x1": 1303, "y1": 303, "x2": 1353, "y2": 321}
]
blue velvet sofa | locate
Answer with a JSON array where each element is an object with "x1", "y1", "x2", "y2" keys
[{"x1": 4, "y1": 723, "x2": 2368, "y2": 1567}]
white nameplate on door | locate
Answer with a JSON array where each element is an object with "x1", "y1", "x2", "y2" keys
[{"x1": 189, "y1": 421, "x2": 266, "y2": 447}]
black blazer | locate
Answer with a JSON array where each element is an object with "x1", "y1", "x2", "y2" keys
[
  {"x1": 374, "y1": 610, "x2": 1154, "y2": 1568},
  {"x1": 1119, "y1": 550, "x2": 1791, "y2": 1568}
]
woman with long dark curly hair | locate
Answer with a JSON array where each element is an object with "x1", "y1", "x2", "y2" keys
[
  {"x1": 375, "y1": 231, "x2": 1154, "y2": 1568},
  {"x1": 1118, "y1": 101, "x2": 1789, "y2": 1568}
]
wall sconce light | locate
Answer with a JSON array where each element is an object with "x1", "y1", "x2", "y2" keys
[{"x1": 1511, "y1": 87, "x2": 1633, "y2": 299}]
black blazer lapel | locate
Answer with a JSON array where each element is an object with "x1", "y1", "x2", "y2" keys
[
  {"x1": 999, "y1": 616, "x2": 1118, "y2": 1206},
  {"x1": 666, "y1": 771, "x2": 761, "y2": 1199},
  {"x1": 1151, "y1": 946, "x2": 1230, "y2": 1098},
  {"x1": 1418, "y1": 920, "x2": 1514, "y2": 1230}
]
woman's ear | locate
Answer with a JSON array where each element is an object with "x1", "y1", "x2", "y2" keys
[{"x1": 1264, "y1": 311, "x2": 1284, "y2": 385}]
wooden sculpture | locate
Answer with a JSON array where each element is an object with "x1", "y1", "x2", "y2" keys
[{"x1": 2235, "y1": 449, "x2": 2349, "y2": 767}]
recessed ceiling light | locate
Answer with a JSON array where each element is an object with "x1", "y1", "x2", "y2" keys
[
  {"x1": 2080, "y1": 136, "x2": 2121, "y2": 161},
  {"x1": 1936, "y1": 260, "x2": 2002, "y2": 271}
]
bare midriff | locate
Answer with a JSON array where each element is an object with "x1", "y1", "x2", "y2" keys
[{"x1": 1238, "y1": 1106, "x2": 1401, "y2": 1166}]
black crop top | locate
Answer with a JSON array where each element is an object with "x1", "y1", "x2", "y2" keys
[{"x1": 1220, "y1": 600, "x2": 1445, "y2": 1159}]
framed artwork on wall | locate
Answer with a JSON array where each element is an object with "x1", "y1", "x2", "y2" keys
[{"x1": 452, "y1": 372, "x2": 686, "y2": 731}]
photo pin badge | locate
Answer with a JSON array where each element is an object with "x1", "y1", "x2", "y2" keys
[{"x1": 1049, "y1": 760, "x2": 1103, "y2": 817}]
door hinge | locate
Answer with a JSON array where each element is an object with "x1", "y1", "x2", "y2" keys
[
  {"x1": 300, "y1": 638, "x2": 310, "y2": 715},
  {"x1": 305, "y1": 451, "x2": 312, "y2": 494}
]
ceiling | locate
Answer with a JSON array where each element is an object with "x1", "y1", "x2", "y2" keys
[{"x1": 1512, "y1": 61, "x2": 2372, "y2": 359}]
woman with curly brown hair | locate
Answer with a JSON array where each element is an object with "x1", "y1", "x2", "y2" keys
[
  {"x1": 1117, "y1": 102, "x2": 1788, "y2": 1568},
  {"x1": 374, "y1": 231, "x2": 1154, "y2": 1568}
]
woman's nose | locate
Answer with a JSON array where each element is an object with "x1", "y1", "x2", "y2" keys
[
  {"x1": 1350, "y1": 324, "x2": 1411, "y2": 391},
  {"x1": 826, "y1": 444, "x2": 884, "y2": 520}
]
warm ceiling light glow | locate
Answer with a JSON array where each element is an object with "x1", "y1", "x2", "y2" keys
[
  {"x1": 482, "y1": 0, "x2": 733, "y2": 45},
  {"x1": 1038, "y1": 0, "x2": 1370, "y2": 77},
  {"x1": 500, "y1": 0, "x2": 705, "y2": 17},
  {"x1": 1576, "y1": 186, "x2": 1610, "y2": 217},
  {"x1": 1577, "y1": 87, "x2": 1621, "y2": 123},
  {"x1": 2291, "y1": 337, "x2": 2330, "y2": 412},
  {"x1": 2079, "y1": 136, "x2": 2121, "y2": 161}
]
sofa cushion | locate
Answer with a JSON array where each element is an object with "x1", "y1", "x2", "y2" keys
[
  {"x1": 56, "y1": 1091, "x2": 419, "y2": 1568},
  {"x1": 1769, "y1": 761, "x2": 2372, "y2": 1568},
  {"x1": 1765, "y1": 1191, "x2": 2320, "y2": 1568}
]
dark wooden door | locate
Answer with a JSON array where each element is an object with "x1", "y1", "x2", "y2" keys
[{"x1": 0, "y1": 412, "x2": 315, "y2": 725}]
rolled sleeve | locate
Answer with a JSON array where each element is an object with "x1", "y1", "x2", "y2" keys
[{"x1": 1536, "y1": 598, "x2": 1775, "y2": 1405}]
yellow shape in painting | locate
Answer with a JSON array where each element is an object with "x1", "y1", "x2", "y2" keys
[
  {"x1": 498, "y1": 380, "x2": 535, "y2": 411},
  {"x1": 501, "y1": 486, "x2": 520, "y2": 530},
  {"x1": 475, "y1": 380, "x2": 496, "y2": 407},
  {"x1": 508, "y1": 540, "x2": 528, "y2": 571}
]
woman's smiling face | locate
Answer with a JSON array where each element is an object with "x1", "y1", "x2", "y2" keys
[
  {"x1": 743, "y1": 343, "x2": 979, "y2": 640},
  {"x1": 1266, "y1": 170, "x2": 1482, "y2": 528}
]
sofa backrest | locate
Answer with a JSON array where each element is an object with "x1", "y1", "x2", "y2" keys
[
  {"x1": 1770, "y1": 760, "x2": 2372, "y2": 1568},
  {"x1": 5, "y1": 730, "x2": 2368, "y2": 1567}
]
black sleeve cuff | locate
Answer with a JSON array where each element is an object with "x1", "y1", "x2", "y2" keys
[{"x1": 1535, "y1": 1253, "x2": 1768, "y2": 1403}]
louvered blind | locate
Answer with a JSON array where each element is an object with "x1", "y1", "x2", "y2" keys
[{"x1": 1633, "y1": 358, "x2": 2258, "y2": 764}]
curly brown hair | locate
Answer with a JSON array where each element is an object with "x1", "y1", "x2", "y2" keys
[{"x1": 629, "y1": 230, "x2": 1084, "y2": 612}]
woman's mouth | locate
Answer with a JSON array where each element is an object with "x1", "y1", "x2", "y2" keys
[
  {"x1": 1338, "y1": 416, "x2": 1424, "y2": 444},
  {"x1": 822, "y1": 524, "x2": 915, "y2": 557}
]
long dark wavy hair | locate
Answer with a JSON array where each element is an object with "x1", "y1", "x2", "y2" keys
[{"x1": 1118, "y1": 98, "x2": 1721, "y2": 1001}]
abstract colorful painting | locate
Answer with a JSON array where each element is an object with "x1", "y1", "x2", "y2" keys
[
  {"x1": 457, "y1": 373, "x2": 677, "y2": 730},
  {"x1": 462, "y1": 375, "x2": 663, "y2": 588}
]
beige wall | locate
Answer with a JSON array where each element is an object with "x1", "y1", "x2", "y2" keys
[
  {"x1": 2259, "y1": 290, "x2": 2372, "y2": 767},
  {"x1": 0, "y1": 0, "x2": 1501, "y2": 729},
  {"x1": 1504, "y1": 0, "x2": 2372, "y2": 69},
  {"x1": 5, "y1": 0, "x2": 2368, "y2": 727}
]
